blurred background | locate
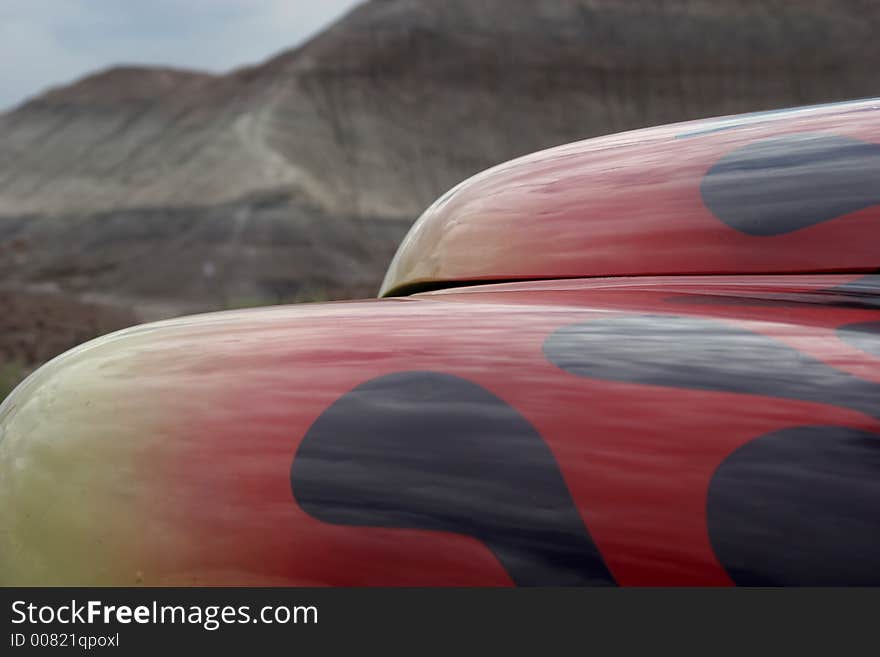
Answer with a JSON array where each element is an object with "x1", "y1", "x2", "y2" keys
[{"x1": 1, "y1": 0, "x2": 879, "y2": 399}]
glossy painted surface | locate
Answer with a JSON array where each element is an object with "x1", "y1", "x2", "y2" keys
[
  {"x1": 3, "y1": 274, "x2": 880, "y2": 585},
  {"x1": 380, "y1": 98, "x2": 880, "y2": 296},
  {"x1": 5, "y1": 101, "x2": 880, "y2": 586}
]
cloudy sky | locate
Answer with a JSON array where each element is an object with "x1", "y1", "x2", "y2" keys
[{"x1": 0, "y1": 0, "x2": 361, "y2": 111}]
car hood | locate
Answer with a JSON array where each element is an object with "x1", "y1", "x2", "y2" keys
[{"x1": 2, "y1": 274, "x2": 880, "y2": 585}]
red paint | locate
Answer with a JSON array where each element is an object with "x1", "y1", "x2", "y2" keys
[{"x1": 150, "y1": 275, "x2": 880, "y2": 585}]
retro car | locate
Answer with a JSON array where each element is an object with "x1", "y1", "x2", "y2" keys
[{"x1": 1, "y1": 98, "x2": 879, "y2": 586}]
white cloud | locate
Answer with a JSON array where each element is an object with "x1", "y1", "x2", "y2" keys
[{"x1": 0, "y1": 0, "x2": 362, "y2": 111}]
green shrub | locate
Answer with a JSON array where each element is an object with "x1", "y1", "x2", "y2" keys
[{"x1": 0, "y1": 360, "x2": 27, "y2": 404}]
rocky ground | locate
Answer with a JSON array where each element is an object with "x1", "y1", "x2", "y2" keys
[{"x1": 0, "y1": 287, "x2": 136, "y2": 400}]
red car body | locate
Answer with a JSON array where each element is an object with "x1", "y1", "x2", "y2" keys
[{"x1": 1, "y1": 98, "x2": 879, "y2": 586}]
